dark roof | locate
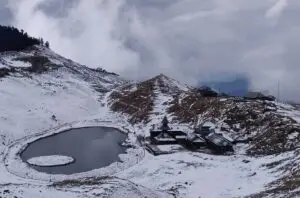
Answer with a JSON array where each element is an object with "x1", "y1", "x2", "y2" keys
[
  {"x1": 196, "y1": 126, "x2": 212, "y2": 135},
  {"x1": 206, "y1": 133, "x2": 232, "y2": 147},
  {"x1": 201, "y1": 126, "x2": 211, "y2": 131},
  {"x1": 154, "y1": 132, "x2": 175, "y2": 141},
  {"x1": 150, "y1": 130, "x2": 186, "y2": 137},
  {"x1": 187, "y1": 133, "x2": 205, "y2": 143}
]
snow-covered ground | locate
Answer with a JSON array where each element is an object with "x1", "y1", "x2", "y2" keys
[
  {"x1": 0, "y1": 177, "x2": 173, "y2": 198},
  {"x1": 0, "y1": 46, "x2": 299, "y2": 197},
  {"x1": 1, "y1": 55, "x2": 32, "y2": 68},
  {"x1": 27, "y1": 155, "x2": 75, "y2": 167},
  {"x1": 0, "y1": 47, "x2": 166, "y2": 197},
  {"x1": 276, "y1": 101, "x2": 300, "y2": 123},
  {"x1": 118, "y1": 151, "x2": 294, "y2": 198}
]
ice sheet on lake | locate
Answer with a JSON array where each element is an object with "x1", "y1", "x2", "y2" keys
[{"x1": 27, "y1": 155, "x2": 74, "y2": 167}]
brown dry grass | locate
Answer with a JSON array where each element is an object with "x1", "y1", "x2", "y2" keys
[
  {"x1": 110, "y1": 76, "x2": 300, "y2": 155},
  {"x1": 167, "y1": 90, "x2": 300, "y2": 155},
  {"x1": 167, "y1": 92, "x2": 223, "y2": 123},
  {"x1": 109, "y1": 79, "x2": 156, "y2": 124},
  {"x1": 51, "y1": 176, "x2": 111, "y2": 187},
  {"x1": 109, "y1": 75, "x2": 186, "y2": 124}
]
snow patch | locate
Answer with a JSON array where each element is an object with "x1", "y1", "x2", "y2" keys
[
  {"x1": 288, "y1": 132, "x2": 299, "y2": 140},
  {"x1": 1, "y1": 56, "x2": 32, "y2": 68},
  {"x1": 27, "y1": 155, "x2": 75, "y2": 167},
  {"x1": 0, "y1": 62, "x2": 8, "y2": 68}
]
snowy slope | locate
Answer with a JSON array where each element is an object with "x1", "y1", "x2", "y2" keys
[
  {"x1": 118, "y1": 151, "x2": 295, "y2": 198},
  {"x1": 0, "y1": 46, "x2": 173, "y2": 197},
  {"x1": 0, "y1": 45, "x2": 124, "y2": 145},
  {"x1": 0, "y1": 177, "x2": 172, "y2": 198},
  {"x1": 108, "y1": 75, "x2": 300, "y2": 197}
]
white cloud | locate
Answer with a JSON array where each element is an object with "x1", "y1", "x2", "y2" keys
[
  {"x1": 265, "y1": 0, "x2": 288, "y2": 19},
  {"x1": 5, "y1": 0, "x2": 300, "y2": 101},
  {"x1": 8, "y1": 0, "x2": 140, "y2": 74}
]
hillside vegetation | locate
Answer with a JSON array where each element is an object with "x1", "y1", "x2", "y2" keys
[{"x1": 0, "y1": 25, "x2": 49, "y2": 52}]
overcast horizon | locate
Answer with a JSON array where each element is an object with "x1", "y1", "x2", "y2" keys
[{"x1": 1, "y1": 0, "x2": 300, "y2": 101}]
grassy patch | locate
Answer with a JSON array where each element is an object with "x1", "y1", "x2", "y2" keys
[
  {"x1": 51, "y1": 176, "x2": 111, "y2": 187},
  {"x1": 167, "y1": 91, "x2": 224, "y2": 123},
  {"x1": 167, "y1": 91, "x2": 300, "y2": 155},
  {"x1": 109, "y1": 80, "x2": 155, "y2": 124}
]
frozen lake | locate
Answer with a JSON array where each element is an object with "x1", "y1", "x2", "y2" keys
[{"x1": 21, "y1": 127, "x2": 127, "y2": 174}]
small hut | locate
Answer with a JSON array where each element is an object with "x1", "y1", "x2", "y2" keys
[
  {"x1": 185, "y1": 133, "x2": 206, "y2": 150},
  {"x1": 150, "y1": 116, "x2": 177, "y2": 144},
  {"x1": 205, "y1": 133, "x2": 233, "y2": 153},
  {"x1": 150, "y1": 116, "x2": 188, "y2": 145},
  {"x1": 195, "y1": 126, "x2": 211, "y2": 137}
]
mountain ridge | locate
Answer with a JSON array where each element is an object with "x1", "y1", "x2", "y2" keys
[
  {"x1": 108, "y1": 72, "x2": 300, "y2": 151},
  {"x1": 107, "y1": 71, "x2": 300, "y2": 196}
]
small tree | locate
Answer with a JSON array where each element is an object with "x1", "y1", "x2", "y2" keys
[
  {"x1": 39, "y1": 38, "x2": 44, "y2": 45},
  {"x1": 45, "y1": 41, "x2": 50, "y2": 48}
]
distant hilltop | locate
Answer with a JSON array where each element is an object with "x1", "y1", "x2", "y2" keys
[{"x1": 200, "y1": 76, "x2": 249, "y2": 97}]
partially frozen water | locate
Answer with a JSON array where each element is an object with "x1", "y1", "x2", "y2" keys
[{"x1": 21, "y1": 127, "x2": 127, "y2": 174}]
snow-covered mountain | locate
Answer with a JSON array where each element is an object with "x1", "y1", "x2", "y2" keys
[
  {"x1": 108, "y1": 73, "x2": 190, "y2": 124},
  {"x1": 109, "y1": 73, "x2": 300, "y2": 197},
  {"x1": 0, "y1": 45, "x2": 299, "y2": 198}
]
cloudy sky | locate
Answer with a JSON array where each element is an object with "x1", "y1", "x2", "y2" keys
[{"x1": 1, "y1": 0, "x2": 300, "y2": 101}]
